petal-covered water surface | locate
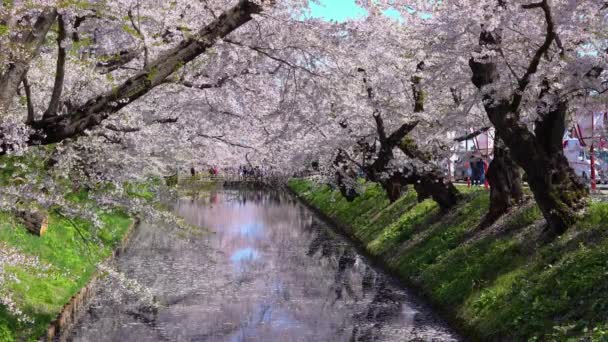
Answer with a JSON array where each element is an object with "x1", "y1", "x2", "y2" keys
[{"x1": 70, "y1": 190, "x2": 459, "y2": 342}]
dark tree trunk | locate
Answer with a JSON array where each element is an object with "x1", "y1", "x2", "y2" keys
[
  {"x1": 398, "y1": 138, "x2": 461, "y2": 210},
  {"x1": 469, "y1": 18, "x2": 587, "y2": 238},
  {"x1": 382, "y1": 174, "x2": 407, "y2": 203},
  {"x1": 482, "y1": 133, "x2": 523, "y2": 226},
  {"x1": 400, "y1": 61, "x2": 461, "y2": 210},
  {"x1": 357, "y1": 65, "x2": 461, "y2": 207},
  {"x1": 333, "y1": 150, "x2": 358, "y2": 202},
  {"x1": 412, "y1": 172, "x2": 460, "y2": 211},
  {"x1": 360, "y1": 118, "x2": 418, "y2": 203}
]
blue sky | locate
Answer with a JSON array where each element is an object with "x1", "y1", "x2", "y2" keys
[
  {"x1": 307, "y1": 0, "x2": 368, "y2": 21},
  {"x1": 306, "y1": 0, "x2": 431, "y2": 22},
  {"x1": 307, "y1": 0, "x2": 403, "y2": 22}
]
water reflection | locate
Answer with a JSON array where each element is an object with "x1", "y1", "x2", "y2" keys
[{"x1": 69, "y1": 190, "x2": 459, "y2": 342}]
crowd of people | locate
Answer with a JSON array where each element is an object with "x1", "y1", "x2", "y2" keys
[
  {"x1": 184, "y1": 164, "x2": 287, "y2": 185},
  {"x1": 238, "y1": 165, "x2": 263, "y2": 179},
  {"x1": 190, "y1": 166, "x2": 219, "y2": 177}
]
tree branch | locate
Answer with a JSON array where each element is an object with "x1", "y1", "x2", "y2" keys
[
  {"x1": 152, "y1": 117, "x2": 178, "y2": 124},
  {"x1": 128, "y1": 6, "x2": 149, "y2": 67},
  {"x1": 95, "y1": 49, "x2": 143, "y2": 74},
  {"x1": 411, "y1": 61, "x2": 425, "y2": 113},
  {"x1": 454, "y1": 127, "x2": 491, "y2": 142},
  {"x1": 22, "y1": 75, "x2": 35, "y2": 124},
  {"x1": 25, "y1": 0, "x2": 263, "y2": 148},
  {"x1": 224, "y1": 38, "x2": 320, "y2": 76},
  {"x1": 105, "y1": 124, "x2": 141, "y2": 133},
  {"x1": 104, "y1": 116, "x2": 178, "y2": 133},
  {"x1": 169, "y1": 69, "x2": 251, "y2": 90},
  {"x1": 43, "y1": 14, "x2": 67, "y2": 119},
  {"x1": 0, "y1": 8, "x2": 57, "y2": 113},
  {"x1": 513, "y1": 0, "x2": 556, "y2": 109},
  {"x1": 388, "y1": 121, "x2": 419, "y2": 145},
  {"x1": 195, "y1": 133, "x2": 255, "y2": 150}
]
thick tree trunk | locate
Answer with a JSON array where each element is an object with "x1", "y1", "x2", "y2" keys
[
  {"x1": 360, "y1": 119, "x2": 418, "y2": 203},
  {"x1": 382, "y1": 174, "x2": 407, "y2": 203},
  {"x1": 469, "y1": 23, "x2": 587, "y2": 238},
  {"x1": 336, "y1": 172, "x2": 358, "y2": 202},
  {"x1": 333, "y1": 150, "x2": 358, "y2": 202},
  {"x1": 399, "y1": 138, "x2": 461, "y2": 210},
  {"x1": 12, "y1": 1, "x2": 262, "y2": 148},
  {"x1": 483, "y1": 133, "x2": 523, "y2": 226},
  {"x1": 0, "y1": 9, "x2": 57, "y2": 113},
  {"x1": 411, "y1": 172, "x2": 460, "y2": 211},
  {"x1": 399, "y1": 61, "x2": 461, "y2": 210}
]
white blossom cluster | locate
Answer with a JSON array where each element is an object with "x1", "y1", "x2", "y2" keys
[{"x1": 97, "y1": 263, "x2": 158, "y2": 310}]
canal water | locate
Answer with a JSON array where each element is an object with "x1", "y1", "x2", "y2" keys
[{"x1": 69, "y1": 190, "x2": 459, "y2": 341}]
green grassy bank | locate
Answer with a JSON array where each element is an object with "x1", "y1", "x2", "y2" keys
[
  {"x1": 0, "y1": 149, "x2": 159, "y2": 341},
  {"x1": 289, "y1": 179, "x2": 608, "y2": 341}
]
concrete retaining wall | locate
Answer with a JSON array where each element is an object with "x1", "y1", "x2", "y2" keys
[{"x1": 43, "y1": 217, "x2": 140, "y2": 342}]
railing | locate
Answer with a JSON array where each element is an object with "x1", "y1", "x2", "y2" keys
[
  {"x1": 180, "y1": 175, "x2": 261, "y2": 182},
  {"x1": 178, "y1": 175, "x2": 285, "y2": 188}
]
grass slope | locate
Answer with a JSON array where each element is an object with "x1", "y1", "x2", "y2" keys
[
  {"x1": 0, "y1": 210, "x2": 132, "y2": 341},
  {"x1": 0, "y1": 148, "x2": 149, "y2": 341},
  {"x1": 289, "y1": 179, "x2": 608, "y2": 341}
]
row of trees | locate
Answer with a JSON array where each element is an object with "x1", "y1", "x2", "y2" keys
[
  {"x1": 324, "y1": 0, "x2": 607, "y2": 239},
  {"x1": 0, "y1": 0, "x2": 606, "y2": 239}
]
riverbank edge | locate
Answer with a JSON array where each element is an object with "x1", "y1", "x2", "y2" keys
[
  {"x1": 285, "y1": 185, "x2": 472, "y2": 341},
  {"x1": 42, "y1": 216, "x2": 141, "y2": 342}
]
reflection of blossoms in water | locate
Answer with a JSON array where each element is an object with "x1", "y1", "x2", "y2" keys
[
  {"x1": 97, "y1": 264, "x2": 159, "y2": 310},
  {"x1": 0, "y1": 243, "x2": 50, "y2": 324},
  {"x1": 69, "y1": 191, "x2": 458, "y2": 341}
]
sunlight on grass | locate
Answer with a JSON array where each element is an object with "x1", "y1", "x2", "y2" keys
[{"x1": 289, "y1": 179, "x2": 608, "y2": 340}]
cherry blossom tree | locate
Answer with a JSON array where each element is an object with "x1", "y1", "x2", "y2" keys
[
  {"x1": 1, "y1": 0, "x2": 606, "y2": 239},
  {"x1": 358, "y1": 0, "x2": 607, "y2": 235}
]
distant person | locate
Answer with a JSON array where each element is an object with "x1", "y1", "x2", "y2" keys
[
  {"x1": 477, "y1": 159, "x2": 486, "y2": 185},
  {"x1": 190, "y1": 167, "x2": 196, "y2": 177},
  {"x1": 471, "y1": 158, "x2": 480, "y2": 185}
]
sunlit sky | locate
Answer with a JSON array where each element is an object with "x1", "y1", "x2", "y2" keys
[
  {"x1": 307, "y1": 0, "x2": 368, "y2": 21},
  {"x1": 307, "y1": 0, "x2": 403, "y2": 22}
]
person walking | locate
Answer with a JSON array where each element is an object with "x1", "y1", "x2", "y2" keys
[
  {"x1": 465, "y1": 159, "x2": 472, "y2": 186},
  {"x1": 471, "y1": 158, "x2": 479, "y2": 185},
  {"x1": 477, "y1": 159, "x2": 486, "y2": 186}
]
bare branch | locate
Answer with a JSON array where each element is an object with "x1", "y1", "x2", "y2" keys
[
  {"x1": 195, "y1": 133, "x2": 255, "y2": 150},
  {"x1": 128, "y1": 6, "x2": 149, "y2": 67},
  {"x1": 168, "y1": 69, "x2": 251, "y2": 90},
  {"x1": 224, "y1": 38, "x2": 320, "y2": 77},
  {"x1": 513, "y1": 0, "x2": 557, "y2": 109}
]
